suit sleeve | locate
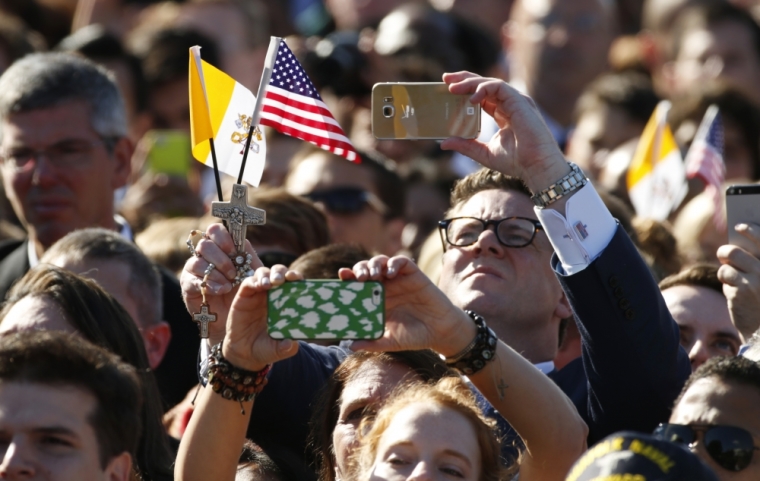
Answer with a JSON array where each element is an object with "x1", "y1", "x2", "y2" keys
[{"x1": 553, "y1": 225, "x2": 691, "y2": 443}]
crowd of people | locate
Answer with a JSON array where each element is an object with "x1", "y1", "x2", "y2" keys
[{"x1": 0, "y1": 0, "x2": 759, "y2": 480}]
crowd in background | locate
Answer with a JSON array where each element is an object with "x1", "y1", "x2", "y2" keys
[{"x1": 0, "y1": 0, "x2": 759, "y2": 480}]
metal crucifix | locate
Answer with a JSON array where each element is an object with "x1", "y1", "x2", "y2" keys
[{"x1": 211, "y1": 184, "x2": 266, "y2": 253}]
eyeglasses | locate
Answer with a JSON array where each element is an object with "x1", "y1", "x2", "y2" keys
[
  {"x1": 438, "y1": 216, "x2": 543, "y2": 251},
  {"x1": 654, "y1": 423, "x2": 760, "y2": 472},
  {"x1": 304, "y1": 187, "x2": 388, "y2": 216},
  {"x1": 0, "y1": 137, "x2": 116, "y2": 172}
]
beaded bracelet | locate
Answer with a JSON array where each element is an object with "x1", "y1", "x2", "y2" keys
[
  {"x1": 445, "y1": 310, "x2": 498, "y2": 375},
  {"x1": 208, "y1": 342, "x2": 271, "y2": 414}
]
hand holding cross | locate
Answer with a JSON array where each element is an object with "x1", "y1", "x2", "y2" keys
[{"x1": 211, "y1": 184, "x2": 266, "y2": 253}]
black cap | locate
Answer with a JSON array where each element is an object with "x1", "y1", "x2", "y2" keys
[{"x1": 566, "y1": 432, "x2": 719, "y2": 481}]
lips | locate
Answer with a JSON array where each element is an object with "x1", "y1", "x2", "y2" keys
[
  {"x1": 28, "y1": 198, "x2": 71, "y2": 216},
  {"x1": 465, "y1": 265, "x2": 504, "y2": 280}
]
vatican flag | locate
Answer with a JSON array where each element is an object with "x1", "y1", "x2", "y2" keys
[
  {"x1": 189, "y1": 46, "x2": 266, "y2": 186},
  {"x1": 626, "y1": 100, "x2": 687, "y2": 221}
]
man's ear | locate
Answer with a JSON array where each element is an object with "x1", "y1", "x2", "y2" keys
[
  {"x1": 105, "y1": 451, "x2": 132, "y2": 481},
  {"x1": 142, "y1": 321, "x2": 172, "y2": 370},
  {"x1": 111, "y1": 136, "x2": 133, "y2": 190},
  {"x1": 554, "y1": 290, "x2": 572, "y2": 320}
]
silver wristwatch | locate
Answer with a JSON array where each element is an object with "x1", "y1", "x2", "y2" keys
[{"x1": 531, "y1": 162, "x2": 588, "y2": 208}]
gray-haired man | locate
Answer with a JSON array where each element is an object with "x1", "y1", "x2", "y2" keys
[{"x1": 0, "y1": 53, "x2": 197, "y2": 408}]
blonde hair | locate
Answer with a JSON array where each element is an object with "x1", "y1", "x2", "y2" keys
[{"x1": 351, "y1": 376, "x2": 512, "y2": 481}]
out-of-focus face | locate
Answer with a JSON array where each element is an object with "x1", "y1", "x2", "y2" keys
[
  {"x1": 286, "y1": 152, "x2": 394, "y2": 255},
  {"x1": 437, "y1": 189, "x2": 564, "y2": 338},
  {"x1": 670, "y1": 377, "x2": 760, "y2": 481},
  {"x1": 661, "y1": 285, "x2": 742, "y2": 370},
  {"x1": 332, "y1": 361, "x2": 417, "y2": 480},
  {"x1": 0, "y1": 295, "x2": 75, "y2": 336},
  {"x1": 566, "y1": 103, "x2": 646, "y2": 181},
  {"x1": 366, "y1": 402, "x2": 481, "y2": 481},
  {"x1": 509, "y1": 0, "x2": 613, "y2": 108},
  {"x1": 47, "y1": 258, "x2": 140, "y2": 328},
  {"x1": 671, "y1": 20, "x2": 760, "y2": 105},
  {"x1": 324, "y1": 0, "x2": 408, "y2": 31},
  {"x1": 0, "y1": 102, "x2": 128, "y2": 251},
  {"x1": 149, "y1": 78, "x2": 190, "y2": 131},
  {"x1": 0, "y1": 382, "x2": 131, "y2": 481}
]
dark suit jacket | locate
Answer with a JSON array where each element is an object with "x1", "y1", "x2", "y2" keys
[
  {"x1": 0, "y1": 238, "x2": 199, "y2": 409},
  {"x1": 248, "y1": 224, "x2": 691, "y2": 459},
  {"x1": 548, "y1": 224, "x2": 691, "y2": 443}
]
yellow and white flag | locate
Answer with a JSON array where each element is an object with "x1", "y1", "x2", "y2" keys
[
  {"x1": 189, "y1": 46, "x2": 266, "y2": 186},
  {"x1": 626, "y1": 100, "x2": 687, "y2": 220}
]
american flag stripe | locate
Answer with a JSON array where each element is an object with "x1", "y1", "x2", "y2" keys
[
  {"x1": 261, "y1": 98, "x2": 346, "y2": 133},
  {"x1": 264, "y1": 88, "x2": 340, "y2": 120},
  {"x1": 684, "y1": 105, "x2": 725, "y2": 230},
  {"x1": 258, "y1": 39, "x2": 359, "y2": 163},
  {"x1": 260, "y1": 114, "x2": 354, "y2": 149},
  {"x1": 261, "y1": 106, "x2": 349, "y2": 136}
]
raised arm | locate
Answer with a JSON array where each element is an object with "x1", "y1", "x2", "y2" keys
[
  {"x1": 175, "y1": 266, "x2": 301, "y2": 481},
  {"x1": 440, "y1": 71, "x2": 690, "y2": 442},
  {"x1": 340, "y1": 256, "x2": 588, "y2": 481}
]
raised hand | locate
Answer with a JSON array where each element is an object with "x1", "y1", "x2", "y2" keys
[
  {"x1": 180, "y1": 223, "x2": 262, "y2": 344},
  {"x1": 717, "y1": 223, "x2": 760, "y2": 340},
  {"x1": 339, "y1": 255, "x2": 476, "y2": 357},
  {"x1": 440, "y1": 71, "x2": 570, "y2": 193},
  {"x1": 222, "y1": 265, "x2": 302, "y2": 372}
]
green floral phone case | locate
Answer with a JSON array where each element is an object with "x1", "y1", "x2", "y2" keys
[{"x1": 267, "y1": 280, "x2": 385, "y2": 340}]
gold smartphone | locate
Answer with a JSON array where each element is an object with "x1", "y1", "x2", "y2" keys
[{"x1": 371, "y1": 83, "x2": 481, "y2": 140}]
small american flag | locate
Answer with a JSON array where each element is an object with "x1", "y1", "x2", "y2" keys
[
  {"x1": 684, "y1": 105, "x2": 725, "y2": 230},
  {"x1": 259, "y1": 39, "x2": 359, "y2": 162}
]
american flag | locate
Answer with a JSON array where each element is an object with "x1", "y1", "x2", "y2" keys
[
  {"x1": 684, "y1": 105, "x2": 726, "y2": 230},
  {"x1": 259, "y1": 39, "x2": 359, "y2": 162}
]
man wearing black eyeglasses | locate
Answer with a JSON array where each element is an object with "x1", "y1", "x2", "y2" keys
[
  {"x1": 285, "y1": 146, "x2": 405, "y2": 256},
  {"x1": 658, "y1": 356, "x2": 760, "y2": 479}
]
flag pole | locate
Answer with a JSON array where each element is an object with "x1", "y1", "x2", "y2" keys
[
  {"x1": 191, "y1": 46, "x2": 225, "y2": 201},
  {"x1": 208, "y1": 138, "x2": 224, "y2": 201},
  {"x1": 237, "y1": 36, "x2": 281, "y2": 185}
]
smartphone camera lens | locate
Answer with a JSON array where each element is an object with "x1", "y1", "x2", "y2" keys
[{"x1": 382, "y1": 105, "x2": 394, "y2": 118}]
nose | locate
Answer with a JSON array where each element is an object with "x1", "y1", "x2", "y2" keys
[
  {"x1": 30, "y1": 154, "x2": 58, "y2": 187},
  {"x1": 470, "y1": 225, "x2": 506, "y2": 257},
  {"x1": 688, "y1": 340, "x2": 711, "y2": 371},
  {"x1": 0, "y1": 440, "x2": 36, "y2": 478},
  {"x1": 408, "y1": 461, "x2": 434, "y2": 480}
]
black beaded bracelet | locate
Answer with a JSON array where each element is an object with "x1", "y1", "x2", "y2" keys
[
  {"x1": 208, "y1": 343, "x2": 270, "y2": 412},
  {"x1": 445, "y1": 310, "x2": 498, "y2": 375}
]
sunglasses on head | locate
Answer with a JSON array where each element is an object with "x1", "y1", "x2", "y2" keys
[
  {"x1": 654, "y1": 423, "x2": 760, "y2": 472},
  {"x1": 304, "y1": 187, "x2": 387, "y2": 216}
]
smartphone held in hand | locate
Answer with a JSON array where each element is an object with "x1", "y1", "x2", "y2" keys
[
  {"x1": 726, "y1": 184, "x2": 760, "y2": 257},
  {"x1": 371, "y1": 82, "x2": 480, "y2": 140},
  {"x1": 267, "y1": 280, "x2": 385, "y2": 340}
]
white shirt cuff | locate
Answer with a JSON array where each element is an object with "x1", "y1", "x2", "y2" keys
[{"x1": 535, "y1": 183, "x2": 617, "y2": 275}]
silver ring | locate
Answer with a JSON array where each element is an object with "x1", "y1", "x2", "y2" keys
[{"x1": 230, "y1": 252, "x2": 254, "y2": 287}]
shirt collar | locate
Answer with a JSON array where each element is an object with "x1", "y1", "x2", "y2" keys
[
  {"x1": 28, "y1": 216, "x2": 134, "y2": 268},
  {"x1": 534, "y1": 360, "x2": 556, "y2": 375}
]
